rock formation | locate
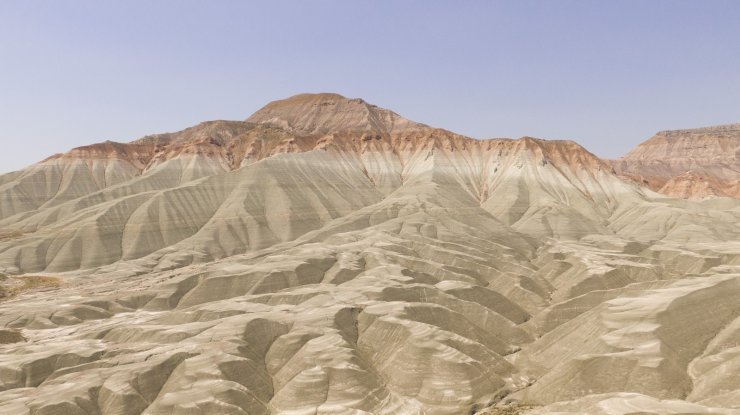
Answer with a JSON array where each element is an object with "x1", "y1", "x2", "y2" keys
[
  {"x1": 0, "y1": 93, "x2": 739, "y2": 415},
  {"x1": 612, "y1": 124, "x2": 740, "y2": 199}
]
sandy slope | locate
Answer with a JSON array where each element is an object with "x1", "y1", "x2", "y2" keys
[{"x1": 0, "y1": 93, "x2": 738, "y2": 415}]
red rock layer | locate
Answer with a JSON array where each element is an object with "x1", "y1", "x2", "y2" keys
[{"x1": 611, "y1": 124, "x2": 740, "y2": 199}]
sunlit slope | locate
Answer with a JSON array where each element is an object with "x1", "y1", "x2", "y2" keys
[
  {"x1": 1, "y1": 93, "x2": 740, "y2": 415},
  {"x1": 0, "y1": 126, "x2": 668, "y2": 275},
  {"x1": 612, "y1": 124, "x2": 740, "y2": 199}
]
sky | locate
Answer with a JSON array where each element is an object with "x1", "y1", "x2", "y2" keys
[{"x1": 1, "y1": 1, "x2": 739, "y2": 173}]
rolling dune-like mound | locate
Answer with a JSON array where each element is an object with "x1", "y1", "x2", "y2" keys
[{"x1": 0, "y1": 93, "x2": 739, "y2": 414}]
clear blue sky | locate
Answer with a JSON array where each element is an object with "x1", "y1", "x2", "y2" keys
[{"x1": 1, "y1": 1, "x2": 739, "y2": 173}]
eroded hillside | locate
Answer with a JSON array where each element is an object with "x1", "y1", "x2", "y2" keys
[
  {"x1": 0, "y1": 94, "x2": 739, "y2": 415},
  {"x1": 612, "y1": 124, "x2": 740, "y2": 199}
]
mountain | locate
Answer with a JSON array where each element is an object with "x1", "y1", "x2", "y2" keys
[
  {"x1": 245, "y1": 92, "x2": 427, "y2": 134},
  {"x1": 0, "y1": 94, "x2": 739, "y2": 415},
  {"x1": 0, "y1": 94, "x2": 650, "y2": 275},
  {"x1": 612, "y1": 124, "x2": 740, "y2": 199}
]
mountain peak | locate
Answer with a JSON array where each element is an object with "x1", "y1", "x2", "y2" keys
[{"x1": 246, "y1": 92, "x2": 426, "y2": 135}]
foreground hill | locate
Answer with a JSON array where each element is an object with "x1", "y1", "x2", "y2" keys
[
  {"x1": 0, "y1": 94, "x2": 739, "y2": 415},
  {"x1": 612, "y1": 124, "x2": 740, "y2": 199}
]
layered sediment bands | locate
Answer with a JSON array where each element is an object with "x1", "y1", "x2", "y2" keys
[
  {"x1": 612, "y1": 124, "x2": 740, "y2": 199},
  {"x1": 0, "y1": 126, "x2": 644, "y2": 274},
  {"x1": 1, "y1": 93, "x2": 740, "y2": 414}
]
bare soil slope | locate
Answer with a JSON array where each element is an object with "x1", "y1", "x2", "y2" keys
[
  {"x1": 611, "y1": 124, "x2": 740, "y2": 199},
  {"x1": 0, "y1": 94, "x2": 739, "y2": 415}
]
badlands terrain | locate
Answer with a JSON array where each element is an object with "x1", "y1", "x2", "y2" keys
[
  {"x1": 0, "y1": 93, "x2": 739, "y2": 415},
  {"x1": 612, "y1": 123, "x2": 740, "y2": 199}
]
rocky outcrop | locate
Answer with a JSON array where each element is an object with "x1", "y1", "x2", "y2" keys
[{"x1": 612, "y1": 124, "x2": 740, "y2": 199}]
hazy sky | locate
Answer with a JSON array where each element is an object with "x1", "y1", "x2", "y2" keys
[{"x1": 1, "y1": 1, "x2": 739, "y2": 173}]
